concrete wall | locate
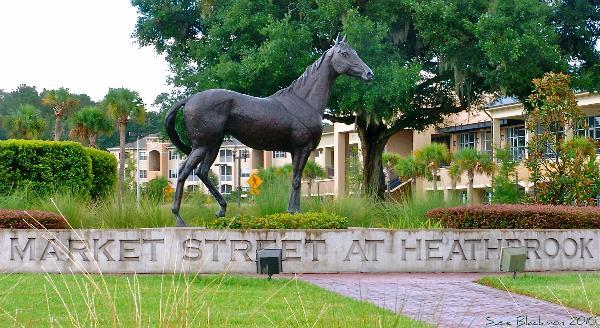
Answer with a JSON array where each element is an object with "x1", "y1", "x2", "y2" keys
[{"x1": 4, "y1": 228, "x2": 598, "y2": 274}]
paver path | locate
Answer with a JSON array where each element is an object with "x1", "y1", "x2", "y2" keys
[{"x1": 298, "y1": 273, "x2": 596, "y2": 328}]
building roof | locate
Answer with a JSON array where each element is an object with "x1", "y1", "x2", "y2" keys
[
  {"x1": 107, "y1": 133, "x2": 160, "y2": 151},
  {"x1": 485, "y1": 96, "x2": 520, "y2": 109}
]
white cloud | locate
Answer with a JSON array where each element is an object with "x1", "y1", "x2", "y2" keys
[{"x1": 0, "y1": 0, "x2": 172, "y2": 109}]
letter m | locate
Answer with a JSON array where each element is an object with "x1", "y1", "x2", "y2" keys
[{"x1": 11, "y1": 238, "x2": 35, "y2": 260}]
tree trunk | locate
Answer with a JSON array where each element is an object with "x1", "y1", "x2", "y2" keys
[
  {"x1": 118, "y1": 120, "x2": 127, "y2": 196},
  {"x1": 89, "y1": 133, "x2": 97, "y2": 148},
  {"x1": 432, "y1": 168, "x2": 438, "y2": 191},
  {"x1": 53, "y1": 114, "x2": 62, "y2": 141},
  {"x1": 467, "y1": 170, "x2": 474, "y2": 205},
  {"x1": 357, "y1": 123, "x2": 389, "y2": 200}
]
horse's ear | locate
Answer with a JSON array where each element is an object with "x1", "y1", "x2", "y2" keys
[
  {"x1": 334, "y1": 33, "x2": 340, "y2": 45},
  {"x1": 342, "y1": 34, "x2": 347, "y2": 43}
]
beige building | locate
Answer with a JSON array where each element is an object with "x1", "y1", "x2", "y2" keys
[{"x1": 108, "y1": 92, "x2": 600, "y2": 201}]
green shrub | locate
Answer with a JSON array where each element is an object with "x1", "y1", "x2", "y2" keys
[
  {"x1": 85, "y1": 147, "x2": 117, "y2": 199},
  {"x1": 0, "y1": 140, "x2": 92, "y2": 196},
  {"x1": 208, "y1": 212, "x2": 349, "y2": 229},
  {"x1": 144, "y1": 176, "x2": 169, "y2": 202},
  {"x1": 0, "y1": 209, "x2": 69, "y2": 229},
  {"x1": 426, "y1": 204, "x2": 600, "y2": 229}
]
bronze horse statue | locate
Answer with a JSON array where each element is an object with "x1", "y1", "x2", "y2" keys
[{"x1": 165, "y1": 36, "x2": 373, "y2": 227}]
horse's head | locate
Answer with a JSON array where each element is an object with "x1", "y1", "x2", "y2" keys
[{"x1": 330, "y1": 35, "x2": 374, "y2": 82}]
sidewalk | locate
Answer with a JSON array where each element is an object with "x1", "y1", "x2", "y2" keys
[{"x1": 298, "y1": 273, "x2": 595, "y2": 327}]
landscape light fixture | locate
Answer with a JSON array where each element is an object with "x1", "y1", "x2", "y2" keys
[
  {"x1": 500, "y1": 246, "x2": 527, "y2": 278},
  {"x1": 256, "y1": 248, "x2": 283, "y2": 280}
]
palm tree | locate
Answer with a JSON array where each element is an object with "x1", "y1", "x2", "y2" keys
[
  {"x1": 302, "y1": 160, "x2": 325, "y2": 196},
  {"x1": 104, "y1": 88, "x2": 145, "y2": 196},
  {"x1": 41, "y1": 88, "x2": 80, "y2": 141},
  {"x1": 414, "y1": 143, "x2": 450, "y2": 191},
  {"x1": 382, "y1": 152, "x2": 401, "y2": 197},
  {"x1": 3, "y1": 104, "x2": 47, "y2": 139},
  {"x1": 395, "y1": 155, "x2": 425, "y2": 195},
  {"x1": 450, "y1": 148, "x2": 495, "y2": 205},
  {"x1": 69, "y1": 105, "x2": 114, "y2": 147}
]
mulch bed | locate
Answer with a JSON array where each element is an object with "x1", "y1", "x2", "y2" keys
[{"x1": 0, "y1": 209, "x2": 69, "y2": 229}]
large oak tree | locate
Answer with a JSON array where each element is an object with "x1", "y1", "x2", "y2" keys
[{"x1": 132, "y1": 0, "x2": 599, "y2": 198}]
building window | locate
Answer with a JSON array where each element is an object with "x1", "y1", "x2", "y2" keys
[
  {"x1": 220, "y1": 184, "x2": 232, "y2": 194},
  {"x1": 220, "y1": 149, "x2": 233, "y2": 162},
  {"x1": 169, "y1": 150, "x2": 178, "y2": 160},
  {"x1": 241, "y1": 167, "x2": 250, "y2": 178},
  {"x1": 458, "y1": 132, "x2": 477, "y2": 149},
  {"x1": 273, "y1": 151, "x2": 287, "y2": 158},
  {"x1": 507, "y1": 126, "x2": 526, "y2": 161},
  {"x1": 220, "y1": 165, "x2": 232, "y2": 181},
  {"x1": 481, "y1": 130, "x2": 492, "y2": 155},
  {"x1": 139, "y1": 151, "x2": 147, "y2": 160},
  {"x1": 139, "y1": 170, "x2": 147, "y2": 179},
  {"x1": 577, "y1": 116, "x2": 600, "y2": 153},
  {"x1": 431, "y1": 135, "x2": 451, "y2": 151},
  {"x1": 169, "y1": 169, "x2": 178, "y2": 179}
]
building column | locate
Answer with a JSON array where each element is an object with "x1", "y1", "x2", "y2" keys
[
  {"x1": 263, "y1": 151, "x2": 273, "y2": 169},
  {"x1": 334, "y1": 131, "x2": 348, "y2": 197},
  {"x1": 492, "y1": 118, "x2": 501, "y2": 161}
]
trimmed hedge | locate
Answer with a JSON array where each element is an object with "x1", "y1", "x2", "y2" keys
[
  {"x1": 208, "y1": 212, "x2": 349, "y2": 229},
  {"x1": 0, "y1": 140, "x2": 117, "y2": 199},
  {"x1": 426, "y1": 204, "x2": 600, "y2": 229},
  {"x1": 0, "y1": 209, "x2": 69, "y2": 229},
  {"x1": 85, "y1": 148, "x2": 117, "y2": 199}
]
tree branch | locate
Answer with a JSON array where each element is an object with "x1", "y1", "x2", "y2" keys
[{"x1": 323, "y1": 113, "x2": 355, "y2": 125}]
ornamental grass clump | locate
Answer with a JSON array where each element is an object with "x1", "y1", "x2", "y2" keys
[{"x1": 426, "y1": 204, "x2": 600, "y2": 229}]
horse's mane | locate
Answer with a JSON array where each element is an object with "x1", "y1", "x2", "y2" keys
[{"x1": 271, "y1": 48, "x2": 331, "y2": 97}]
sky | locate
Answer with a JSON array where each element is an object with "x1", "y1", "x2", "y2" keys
[{"x1": 0, "y1": 0, "x2": 172, "y2": 110}]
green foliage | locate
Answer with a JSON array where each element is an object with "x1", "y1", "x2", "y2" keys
[
  {"x1": 69, "y1": 105, "x2": 113, "y2": 147},
  {"x1": 208, "y1": 212, "x2": 349, "y2": 229},
  {"x1": 3, "y1": 104, "x2": 47, "y2": 139},
  {"x1": 427, "y1": 204, "x2": 600, "y2": 229},
  {"x1": 525, "y1": 73, "x2": 599, "y2": 205},
  {"x1": 255, "y1": 169, "x2": 290, "y2": 215},
  {"x1": 0, "y1": 140, "x2": 92, "y2": 196},
  {"x1": 302, "y1": 160, "x2": 325, "y2": 194},
  {"x1": 41, "y1": 88, "x2": 81, "y2": 141},
  {"x1": 143, "y1": 176, "x2": 169, "y2": 203},
  {"x1": 414, "y1": 143, "x2": 450, "y2": 190},
  {"x1": 85, "y1": 147, "x2": 117, "y2": 199},
  {"x1": 492, "y1": 147, "x2": 523, "y2": 204},
  {"x1": 450, "y1": 148, "x2": 494, "y2": 204},
  {"x1": 132, "y1": 0, "x2": 599, "y2": 198}
]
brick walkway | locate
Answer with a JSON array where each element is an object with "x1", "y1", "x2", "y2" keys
[{"x1": 297, "y1": 273, "x2": 596, "y2": 328}]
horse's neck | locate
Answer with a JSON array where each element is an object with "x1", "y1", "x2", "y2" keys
[{"x1": 290, "y1": 54, "x2": 337, "y2": 113}]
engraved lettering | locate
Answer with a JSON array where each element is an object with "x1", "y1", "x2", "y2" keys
[
  {"x1": 282, "y1": 240, "x2": 301, "y2": 261},
  {"x1": 305, "y1": 239, "x2": 325, "y2": 261},
  {"x1": 401, "y1": 239, "x2": 421, "y2": 261},
  {"x1": 94, "y1": 239, "x2": 114, "y2": 261},
  {"x1": 230, "y1": 240, "x2": 252, "y2": 261},
  {"x1": 580, "y1": 238, "x2": 593, "y2": 259},
  {"x1": 182, "y1": 238, "x2": 201, "y2": 261},
  {"x1": 425, "y1": 239, "x2": 443, "y2": 260},
  {"x1": 10, "y1": 238, "x2": 35, "y2": 261},
  {"x1": 563, "y1": 238, "x2": 578, "y2": 258},
  {"x1": 68, "y1": 239, "x2": 89, "y2": 261},
  {"x1": 366, "y1": 240, "x2": 384, "y2": 261},
  {"x1": 447, "y1": 240, "x2": 467, "y2": 261},
  {"x1": 524, "y1": 239, "x2": 541, "y2": 259},
  {"x1": 463, "y1": 239, "x2": 481, "y2": 260},
  {"x1": 40, "y1": 239, "x2": 62, "y2": 261},
  {"x1": 543, "y1": 238, "x2": 560, "y2": 258},
  {"x1": 344, "y1": 240, "x2": 367, "y2": 261},
  {"x1": 206, "y1": 240, "x2": 226, "y2": 262},
  {"x1": 119, "y1": 239, "x2": 140, "y2": 261},
  {"x1": 143, "y1": 239, "x2": 164, "y2": 262}
]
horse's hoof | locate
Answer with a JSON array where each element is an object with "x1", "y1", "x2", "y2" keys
[
  {"x1": 215, "y1": 209, "x2": 226, "y2": 217},
  {"x1": 176, "y1": 217, "x2": 188, "y2": 227}
]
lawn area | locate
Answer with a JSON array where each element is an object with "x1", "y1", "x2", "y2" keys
[
  {"x1": 478, "y1": 273, "x2": 600, "y2": 315},
  {"x1": 0, "y1": 274, "x2": 428, "y2": 327}
]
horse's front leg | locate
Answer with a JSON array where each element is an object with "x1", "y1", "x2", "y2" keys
[{"x1": 287, "y1": 148, "x2": 312, "y2": 213}]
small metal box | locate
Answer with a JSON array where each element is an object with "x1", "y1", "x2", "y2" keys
[
  {"x1": 256, "y1": 248, "x2": 283, "y2": 279},
  {"x1": 500, "y1": 246, "x2": 527, "y2": 276}
]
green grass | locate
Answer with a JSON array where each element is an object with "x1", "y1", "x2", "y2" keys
[
  {"x1": 0, "y1": 186, "x2": 449, "y2": 229},
  {"x1": 478, "y1": 273, "x2": 600, "y2": 314},
  {"x1": 0, "y1": 274, "x2": 428, "y2": 327}
]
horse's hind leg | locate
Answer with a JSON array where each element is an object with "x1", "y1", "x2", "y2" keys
[
  {"x1": 288, "y1": 147, "x2": 312, "y2": 213},
  {"x1": 196, "y1": 145, "x2": 227, "y2": 217},
  {"x1": 172, "y1": 147, "x2": 205, "y2": 227}
]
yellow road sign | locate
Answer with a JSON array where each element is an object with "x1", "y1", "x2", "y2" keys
[{"x1": 247, "y1": 174, "x2": 263, "y2": 189}]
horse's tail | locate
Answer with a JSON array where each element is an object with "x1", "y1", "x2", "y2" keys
[{"x1": 165, "y1": 97, "x2": 192, "y2": 155}]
